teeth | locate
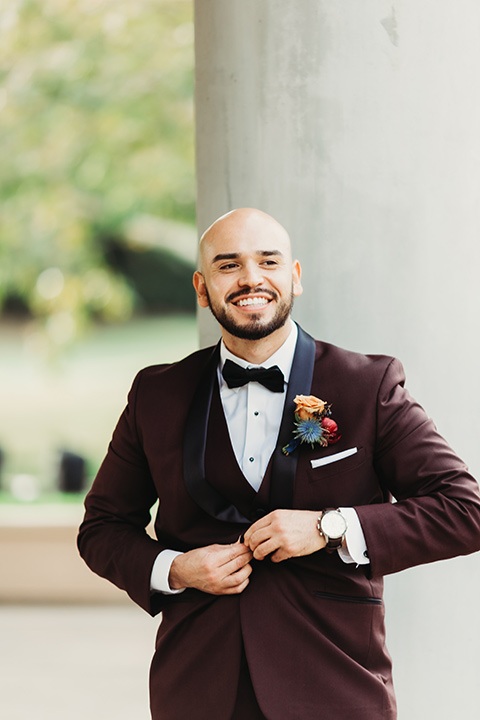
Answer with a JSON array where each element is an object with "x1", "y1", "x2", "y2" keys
[{"x1": 237, "y1": 297, "x2": 269, "y2": 307}]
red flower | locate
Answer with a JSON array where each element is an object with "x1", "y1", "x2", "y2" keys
[
  {"x1": 321, "y1": 417, "x2": 337, "y2": 433},
  {"x1": 321, "y1": 417, "x2": 341, "y2": 444}
]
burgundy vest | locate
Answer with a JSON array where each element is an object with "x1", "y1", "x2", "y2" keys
[{"x1": 205, "y1": 382, "x2": 274, "y2": 523}]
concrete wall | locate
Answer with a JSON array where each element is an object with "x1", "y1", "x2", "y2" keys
[
  {"x1": 195, "y1": 0, "x2": 480, "y2": 472},
  {"x1": 194, "y1": 2, "x2": 480, "y2": 718}
]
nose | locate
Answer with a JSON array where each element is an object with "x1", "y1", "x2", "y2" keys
[{"x1": 238, "y1": 260, "x2": 263, "y2": 288}]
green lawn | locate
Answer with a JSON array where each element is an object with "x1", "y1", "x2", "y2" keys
[{"x1": 0, "y1": 314, "x2": 199, "y2": 501}]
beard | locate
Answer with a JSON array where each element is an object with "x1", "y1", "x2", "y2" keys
[{"x1": 204, "y1": 285, "x2": 295, "y2": 340}]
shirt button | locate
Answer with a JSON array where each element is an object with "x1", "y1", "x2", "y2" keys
[
  {"x1": 254, "y1": 411, "x2": 259, "y2": 416},
  {"x1": 249, "y1": 457, "x2": 255, "y2": 463}
]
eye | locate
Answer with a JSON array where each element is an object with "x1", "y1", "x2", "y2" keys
[{"x1": 219, "y1": 262, "x2": 239, "y2": 271}]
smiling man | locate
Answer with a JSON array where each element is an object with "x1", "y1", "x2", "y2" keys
[
  {"x1": 193, "y1": 209, "x2": 301, "y2": 348},
  {"x1": 78, "y1": 208, "x2": 480, "y2": 720}
]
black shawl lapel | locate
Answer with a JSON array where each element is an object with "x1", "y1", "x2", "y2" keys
[
  {"x1": 268, "y1": 326, "x2": 316, "y2": 511},
  {"x1": 182, "y1": 325, "x2": 316, "y2": 524},
  {"x1": 183, "y1": 343, "x2": 251, "y2": 524}
]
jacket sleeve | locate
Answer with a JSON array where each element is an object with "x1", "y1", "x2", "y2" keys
[
  {"x1": 355, "y1": 358, "x2": 480, "y2": 578},
  {"x1": 77, "y1": 370, "x2": 165, "y2": 615}
]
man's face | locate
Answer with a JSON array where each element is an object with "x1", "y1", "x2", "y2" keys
[{"x1": 193, "y1": 210, "x2": 303, "y2": 342}]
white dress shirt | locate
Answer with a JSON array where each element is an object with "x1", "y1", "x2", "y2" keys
[
  {"x1": 150, "y1": 322, "x2": 368, "y2": 594},
  {"x1": 218, "y1": 322, "x2": 298, "y2": 490}
]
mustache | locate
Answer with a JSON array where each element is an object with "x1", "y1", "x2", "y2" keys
[{"x1": 226, "y1": 288, "x2": 278, "y2": 303}]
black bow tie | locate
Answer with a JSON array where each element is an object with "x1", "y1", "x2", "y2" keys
[{"x1": 222, "y1": 359, "x2": 285, "y2": 393}]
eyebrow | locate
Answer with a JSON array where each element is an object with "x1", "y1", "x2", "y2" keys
[{"x1": 212, "y1": 250, "x2": 284, "y2": 264}]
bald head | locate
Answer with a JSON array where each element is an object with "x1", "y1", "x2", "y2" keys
[
  {"x1": 193, "y1": 207, "x2": 303, "y2": 354},
  {"x1": 198, "y1": 208, "x2": 292, "y2": 272}
]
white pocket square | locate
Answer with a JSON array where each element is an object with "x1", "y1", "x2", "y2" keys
[{"x1": 310, "y1": 447, "x2": 358, "y2": 469}]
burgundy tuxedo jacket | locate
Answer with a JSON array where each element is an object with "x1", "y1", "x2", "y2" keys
[{"x1": 78, "y1": 327, "x2": 480, "y2": 720}]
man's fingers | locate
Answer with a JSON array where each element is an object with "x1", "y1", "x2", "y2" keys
[
  {"x1": 225, "y1": 561, "x2": 253, "y2": 587},
  {"x1": 174, "y1": 510, "x2": 323, "y2": 593},
  {"x1": 188, "y1": 543, "x2": 253, "y2": 595},
  {"x1": 204, "y1": 557, "x2": 252, "y2": 595},
  {"x1": 245, "y1": 526, "x2": 276, "y2": 553},
  {"x1": 246, "y1": 517, "x2": 289, "y2": 557},
  {"x1": 243, "y1": 517, "x2": 269, "y2": 546},
  {"x1": 219, "y1": 550, "x2": 253, "y2": 582},
  {"x1": 270, "y1": 549, "x2": 289, "y2": 563},
  {"x1": 222, "y1": 576, "x2": 251, "y2": 595},
  {"x1": 217, "y1": 542, "x2": 252, "y2": 566},
  {"x1": 251, "y1": 538, "x2": 281, "y2": 560},
  {"x1": 170, "y1": 542, "x2": 253, "y2": 594}
]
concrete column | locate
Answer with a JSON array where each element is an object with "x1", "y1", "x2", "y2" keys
[{"x1": 194, "y1": 2, "x2": 480, "y2": 717}]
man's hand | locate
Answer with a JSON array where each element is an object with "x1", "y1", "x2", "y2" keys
[
  {"x1": 243, "y1": 509, "x2": 326, "y2": 562},
  {"x1": 168, "y1": 540, "x2": 253, "y2": 595}
]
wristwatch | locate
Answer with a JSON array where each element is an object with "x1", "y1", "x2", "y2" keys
[{"x1": 317, "y1": 508, "x2": 348, "y2": 553}]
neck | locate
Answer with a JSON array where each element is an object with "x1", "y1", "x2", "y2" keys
[{"x1": 221, "y1": 321, "x2": 293, "y2": 364}]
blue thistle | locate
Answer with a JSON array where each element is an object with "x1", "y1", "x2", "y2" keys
[
  {"x1": 293, "y1": 417, "x2": 325, "y2": 447},
  {"x1": 282, "y1": 414, "x2": 328, "y2": 455}
]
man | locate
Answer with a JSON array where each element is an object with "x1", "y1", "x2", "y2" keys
[{"x1": 78, "y1": 208, "x2": 480, "y2": 720}]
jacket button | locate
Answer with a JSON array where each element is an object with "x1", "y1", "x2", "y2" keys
[{"x1": 252, "y1": 507, "x2": 267, "y2": 520}]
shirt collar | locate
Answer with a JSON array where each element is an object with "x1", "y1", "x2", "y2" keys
[{"x1": 219, "y1": 320, "x2": 298, "y2": 386}]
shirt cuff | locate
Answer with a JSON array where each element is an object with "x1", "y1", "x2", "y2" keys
[
  {"x1": 337, "y1": 507, "x2": 370, "y2": 565},
  {"x1": 150, "y1": 550, "x2": 186, "y2": 594}
]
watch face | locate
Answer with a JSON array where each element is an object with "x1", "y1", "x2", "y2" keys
[{"x1": 321, "y1": 511, "x2": 347, "y2": 539}]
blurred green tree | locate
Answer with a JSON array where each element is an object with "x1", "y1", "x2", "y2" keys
[{"x1": 0, "y1": 0, "x2": 195, "y2": 343}]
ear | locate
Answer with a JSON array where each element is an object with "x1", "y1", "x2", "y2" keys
[
  {"x1": 292, "y1": 260, "x2": 303, "y2": 297},
  {"x1": 193, "y1": 271, "x2": 210, "y2": 308}
]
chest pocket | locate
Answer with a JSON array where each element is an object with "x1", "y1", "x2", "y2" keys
[{"x1": 308, "y1": 446, "x2": 367, "y2": 482}]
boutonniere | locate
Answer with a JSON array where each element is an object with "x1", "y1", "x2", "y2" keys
[{"x1": 282, "y1": 395, "x2": 341, "y2": 455}]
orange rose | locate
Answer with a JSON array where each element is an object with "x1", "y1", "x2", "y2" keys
[{"x1": 293, "y1": 394, "x2": 326, "y2": 421}]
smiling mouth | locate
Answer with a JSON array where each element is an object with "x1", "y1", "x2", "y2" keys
[
  {"x1": 227, "y1": 289, "x2": 276, "y2": 308},
  {"x1": 235, "y1": 296, "x2": 270, "y2": 308}
]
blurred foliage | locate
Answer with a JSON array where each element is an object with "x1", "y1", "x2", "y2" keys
[
  {"x1": 103, "y1": 236, "x2": 195, "y2": 312},
  {"x1": 0, "y1": 0, "x2": 195, "y2": 343}
]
